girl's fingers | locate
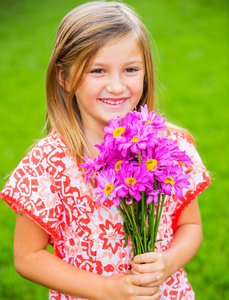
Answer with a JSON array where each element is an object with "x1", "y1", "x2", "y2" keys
[
  {"x1": 133, "y1": 252, "x2": 159, "y2": 264},
  {"x1": 132, "y1": 262, "x2": 157, "y2": 274},
  {"x1": 126, "y1": 269, "x2": 132, "y2": 275},
  {"x1": 135, "y1": 291, "x2": 160, "y2": 300},
  {"x1": 152, "y1": 291, "x2": 160, "y2": 300},
  {"x1": 130, "y1": 274, "x2": 159, "y2": 286},
  {"x1": 104, "y1": 273, "x2": 160, "y2": 300},
  {"x1": 139, "y1": 285, "x2": 159, "y2": 293},
  {"x1": 133, "y1": 286, "x2": 159, "y2": 298},
  {"x1": 132, "y1": 251, "x2": 166, "y2": 279},
  {"x1": 131, "y1": 272, "x2": 160, "y2": 287}
]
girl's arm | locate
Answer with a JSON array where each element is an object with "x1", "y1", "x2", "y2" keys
[
  {"x1": 131, "y1": 198, "x2": 203, "y2": 286},
  {"x1": 14, "y1": 211, "x2": 160, "y2": 300}
]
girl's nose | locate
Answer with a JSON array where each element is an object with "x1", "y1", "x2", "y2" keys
[{"x1": 106, "y1": 75, "x2": 126, "y2": 94}]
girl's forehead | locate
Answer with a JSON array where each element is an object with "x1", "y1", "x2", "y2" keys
[{"x1": 91, "y1": 34, "x2": 143, "y2": 65}]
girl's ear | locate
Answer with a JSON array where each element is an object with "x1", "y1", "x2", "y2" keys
[{"x1": 56, "y1": 64, "x2": 71, "y2": 92}]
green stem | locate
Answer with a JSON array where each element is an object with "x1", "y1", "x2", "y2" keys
[
  {"x1": 136, "y1": 199, "x2": 140, "y2": 225},
  {"x1": 119, "y1": 198, "x2": 144, "y2": 255},
  {"x1": 148, "y1": 200, "x2": 155, "y2": 252},
  {"x1": 153, "y1": 194, "x2": 161, "y2": 249},
  {"x1": 153, "y1": 194, "x2": 166, "y2": 249},
  {"x1": 118, "y1": 206, "x2": 137, "y2": 255},
  {"x1": 155, "y1": 194, "x2": 166, "y2": 238},
  {"x1": 130, "y1": 202, "x2": 144, "y2": 254},
  {"x1": 119, "y1": 198, "x2": 134, "y2": 229},
  {"x1": 137, "y1": 150, "x2": 147, "y2": 252},
  {"x1": 141, "y1": 192, "x2": 147, "y2": 251},
  {"x1": 138, "y1": 150, "x2": 142, "y2": 166}
]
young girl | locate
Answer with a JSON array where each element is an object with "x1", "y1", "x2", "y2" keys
[{"x1": 0, "y1": 1, "x2": 211, "y2": 299}]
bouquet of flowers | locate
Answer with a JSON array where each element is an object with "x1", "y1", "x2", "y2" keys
[{"x1": 81, "y1": 105, "x2": 192, "y2": 257}]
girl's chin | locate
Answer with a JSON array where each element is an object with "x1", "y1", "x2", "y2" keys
[{"x1": 104, "y1": 110, "x2": 128, "y2": 120}]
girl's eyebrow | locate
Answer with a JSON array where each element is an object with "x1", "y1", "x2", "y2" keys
[
  {"x1": 91, "y1": 59, "x2": 144, "y2": 67},
  {"x1": 123, "y1": 59, "x2": 144, "y2": 65}
]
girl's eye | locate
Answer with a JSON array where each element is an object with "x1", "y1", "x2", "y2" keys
[
  {"x1": 90, "y1": 69, "x2": 104, "y2": 74},
  {"x1": 125, "y1": 67, "x2": 138, "y2": 73}
]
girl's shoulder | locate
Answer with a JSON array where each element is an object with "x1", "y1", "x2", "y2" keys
[
  {"x1": 24, "y1": 133, "x2": 75, "y2": 167},
  {"x1": 160, "y1": 129, "x2": 211, "y2": 230},
  {"x1": 160, "y1": 129, "x2": 197, "y2": 160},
  {"x1": 0, "y1": 134, "x2": 78, "y2": 241},
  {"x1": 160, "y1": 129, "x2": 207, "y2": 174},
  {"x1": 32, "y1": 133, "x2": 68, "y2": 154},
  {"x1": 7, "y1": 133, "x2": 77, "y2": 184},
  {"x1": 161, "y1": 129, "x2": 195, "y2": 148}
]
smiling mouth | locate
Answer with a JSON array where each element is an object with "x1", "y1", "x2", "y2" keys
[{"x1": 99, "y1": 98, "x2": 127, "y2": 105}]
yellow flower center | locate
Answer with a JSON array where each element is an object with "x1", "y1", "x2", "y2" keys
[
  {"x1": 113, "y1": 127, "x2": 125, "y2": 138},
  {"x1": 115, "y1": 160, "x2": 122, "y2": 171},
  {"x1": 130, "y1": 136, "x2": 140, "y2": 143},
  {"x1": 164, "y1": 177, "x2": 175, "y2": 185},
  {"x1": 146, "y1": 159, "x2": 158, "y2": 171},
  {"x1": 104, "y1": 184, "x2": 114, "y2": 195},
  {"x1": 125, "y1": 177, "x2": 136, "y2": 187},
  {"x1": 145, "y1": 120, "x2": 152, "y2": 125}
]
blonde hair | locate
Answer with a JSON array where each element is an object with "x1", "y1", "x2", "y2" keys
[{"x1": 46, "y1": 1, "x2": 194, "y2": 162}]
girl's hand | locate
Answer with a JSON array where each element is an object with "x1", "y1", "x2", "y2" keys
[
  {"x1": 102, "y1": 273, "x2": 160, "y2": 300},
  {"x1": 131, "y1": 251, "x2": 169, "y2": 287},
  {"x1": 131, "y1": 198, "x2": 203, "y2": 289}
]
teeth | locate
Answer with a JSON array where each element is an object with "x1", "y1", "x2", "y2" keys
[{"x1": 101, "y1": 99, "x2": 126, "y2": 105}]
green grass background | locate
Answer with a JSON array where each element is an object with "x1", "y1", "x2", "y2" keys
[{"x1": 0, "y1": 0, "x2": 228, "y2": 299}]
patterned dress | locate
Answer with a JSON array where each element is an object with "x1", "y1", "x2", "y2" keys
[{"x1": 0, "y1": 132, "x2": 211, "y2": 300}]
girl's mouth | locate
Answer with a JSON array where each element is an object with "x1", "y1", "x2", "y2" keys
[{"x1": 99, "y1": 98, "x2": 127, "y2": 105}]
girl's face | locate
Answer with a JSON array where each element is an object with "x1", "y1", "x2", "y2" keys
[{"x1": 74, "y1": 33, "x2": 145, "y2": 133}]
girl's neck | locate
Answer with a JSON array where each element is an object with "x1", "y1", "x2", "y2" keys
[{"x1": 83, "y1": 125, "x2": 105, "y2": 159}]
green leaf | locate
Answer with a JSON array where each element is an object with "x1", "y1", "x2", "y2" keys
[
  {"x1": 123, "y1": 222, "x2": 129, "y2": 247},
  {"x1": 155, "y1": 239, "x2": 163, "y2": 243},
  {"x1": 147, "y1": 240, "x2": 152, "y2": 252}
]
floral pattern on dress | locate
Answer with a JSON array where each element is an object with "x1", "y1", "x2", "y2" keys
[{"x1": 0, "y1": 132, "x2": 210, "y2": 300}]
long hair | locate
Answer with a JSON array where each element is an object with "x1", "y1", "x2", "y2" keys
[{"x1": 46, "y1": 1, "x2": 194, "y2": 162}]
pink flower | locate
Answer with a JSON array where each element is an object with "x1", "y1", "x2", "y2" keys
[
  {"x1": 145, "y1": 189, "x2": 159, "y2": 205},
  {"x1": 116, "y1": 163, "x2": 151, "y2": 201},
  {"x1": 135, "y1": 105, "x2": 166, "y2": 131},
  {"x1": 80, "y1": 156, "x2": 100, "y2": 181},
  {"x1": 142, "y1": 141, "x2": 173, "y2": 173},
  {"x1": 92, "y1": 169, "x2": 120, "y2": 207},
  {"x1": 159, "y1": 138, "x2": 193, "y2": 166},
  {"x1": 103, "y1": 118, "x2": 130, "y2": 149},
  {"x1": 156, "y1": 164, "x2": 190, "y2": 199},
  {"x1": 81, "y1": 104, "x2": 193, "y2": 256},
  {"x1": 118, "y1": 121, "x2": 158, "y2": 156}
]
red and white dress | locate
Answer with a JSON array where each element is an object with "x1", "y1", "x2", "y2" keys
[{"x1": 0, "y1": 132, "x2": 211, "y2": 300}]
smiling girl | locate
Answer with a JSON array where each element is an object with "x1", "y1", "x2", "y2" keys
[
  {"x1": 59, "y1": 33, "x2": 145, "y2": 158},
  {"x1": 0, "y1": 2, "x2": 210, "y2": 299}
]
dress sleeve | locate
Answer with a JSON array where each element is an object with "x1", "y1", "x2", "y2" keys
[
  {"x1": 169, "y1": 132, "x2": 211, "y2": 231},
  {"x1": 0, "y1": 136, "x2": 65, "y2": 241}
]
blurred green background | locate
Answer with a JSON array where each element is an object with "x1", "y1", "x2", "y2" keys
[{"x1": 0, "y1": 0, "x2": 228, "y2": 299}]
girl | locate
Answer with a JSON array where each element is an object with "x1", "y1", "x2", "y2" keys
[{"x1": 0, "y1": 1, "x2": 211, "y2": 299}]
